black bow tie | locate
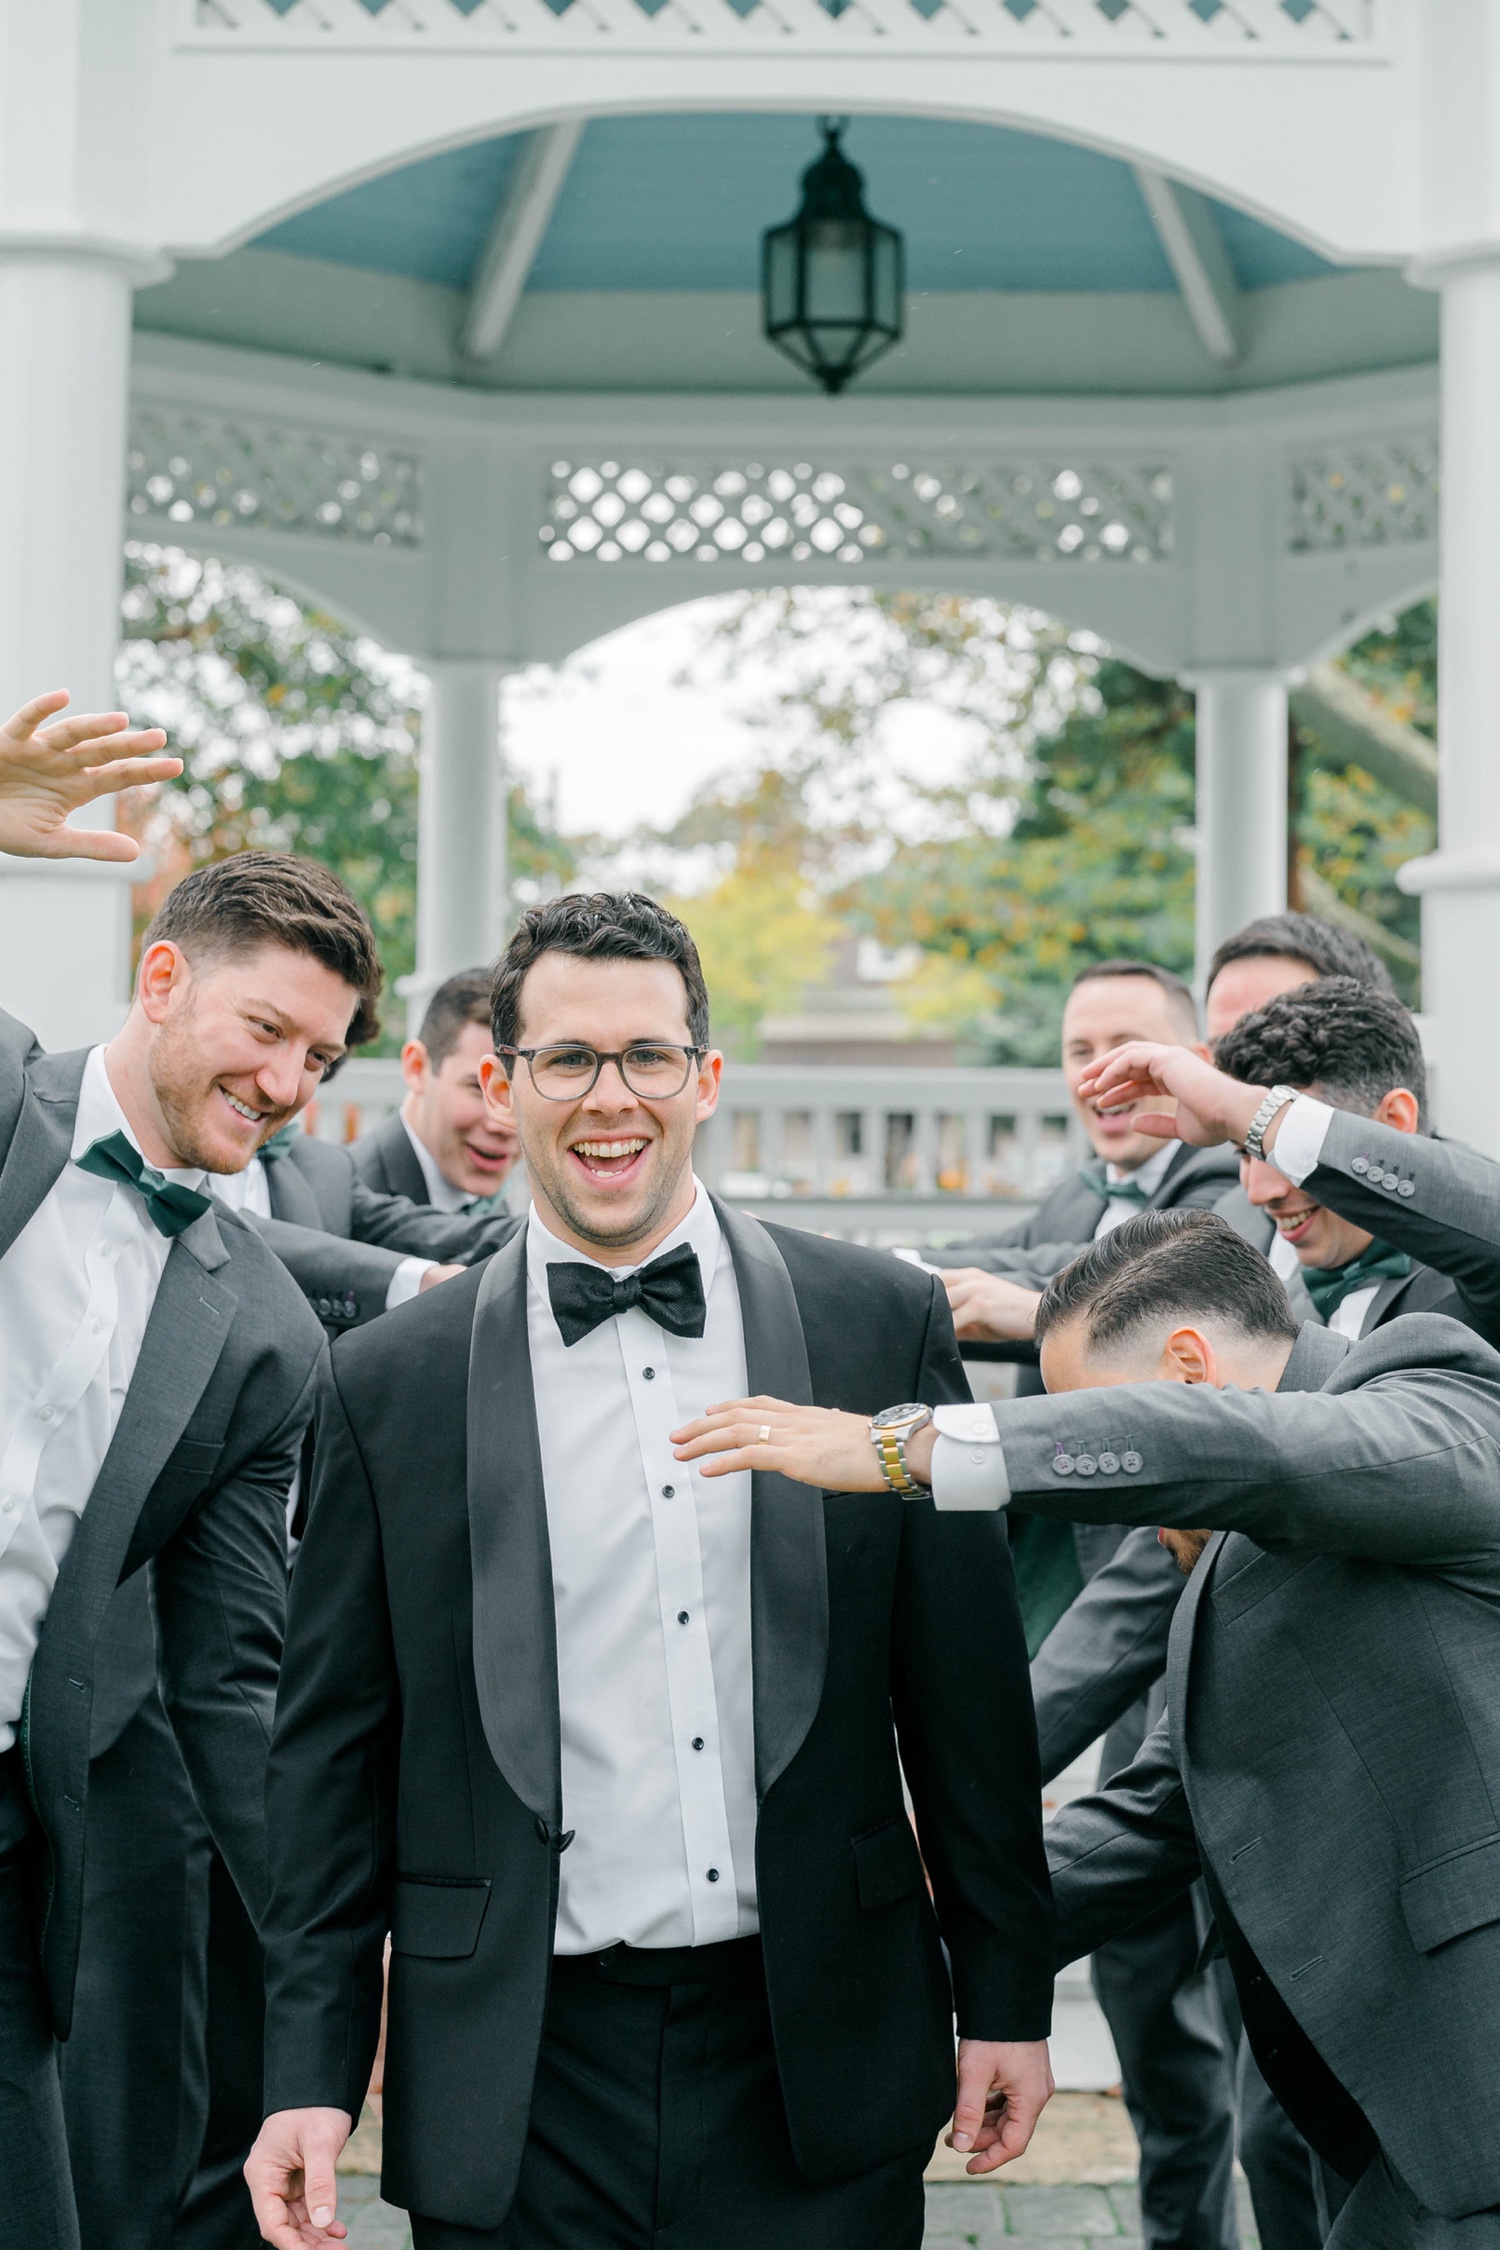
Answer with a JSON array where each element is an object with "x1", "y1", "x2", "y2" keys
[{"x1": 546, "y1": 1241, "x2": 707, "y2": 1349}]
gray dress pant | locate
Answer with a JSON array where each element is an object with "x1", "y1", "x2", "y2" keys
[
  {"x1": 1090, "y1": 1892, "x2": 1238, "y2": 2250},
  {"x1": 1327, "y1": 2159, "x2": 1500, "y2": 2248},
  {"x1": 0, "y1": 1746, "x2": 78, "y2": 2250}
]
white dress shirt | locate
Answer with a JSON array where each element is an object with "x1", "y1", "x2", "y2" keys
[
  {"x1": 1095, "y1": 1139, "x2": 1180, "y2": 1238},
  {"x1": 1262, "y1": 1094, "x2": 1384, "y2": 1338},
  {"x1": 400, "y1": 1109, "x2": 471, "y2": 1214},
  {"x1": 525, "y1": 1181, "x2": 756, "y2": 1953},
  {"x1": 0, "y1": 1048, "x2": 209, "y2": 1748}
]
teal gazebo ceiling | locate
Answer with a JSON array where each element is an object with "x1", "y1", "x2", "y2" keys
[{"x1": 253, "y1": 112, "x2": 1335, "y2": 296}]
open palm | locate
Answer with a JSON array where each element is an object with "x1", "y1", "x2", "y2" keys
[{"x1": 0, "y1": 690, "x2": 181, "y2": 862}]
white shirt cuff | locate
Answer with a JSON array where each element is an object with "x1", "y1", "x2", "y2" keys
[
  {"x1": 386, "y1": 1256, "x2": 434, "y2": 1310},
  {"x1": 929, "y1": 1403, "x2": 1010, "y2": 1513},
  {"x1": 1269, "y1": 1095, "x2": 1334, "y2": 1186}
]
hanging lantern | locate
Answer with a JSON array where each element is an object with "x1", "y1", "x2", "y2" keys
[{"x1": 762, "y1": 119, "x2": 904, "y2": 396}]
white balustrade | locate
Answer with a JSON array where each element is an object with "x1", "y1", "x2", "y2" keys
[{"x1": 312, "y1": 1058, "x2": 1088, "y2": 1240}]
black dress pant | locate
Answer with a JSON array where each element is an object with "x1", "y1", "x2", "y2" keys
[
  {"x1": 58, "y1": 1693, "x2": 265, "y2": 2250},
  {"x1": 0, "y1": 1746, "x2": 78, "y2": 2250},
  {"x1": 408, "y1": 1938, "x2": 928, "y2": 2250},
  {"x1": 1090, "y1": 1894, "x2": 1238, "y2": 2250}
]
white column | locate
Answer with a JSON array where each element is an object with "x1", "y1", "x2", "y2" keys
[
  {"x1": 0, "y1": 248, "x2": 162, "y2": 1049},
  {"x1": 1398, "y1": 254, "x2": 1500, "y2": 1153},
  {"x1": 404, "y1": 659, "x2": 511, "y2": 1032},
  {"x1": 1186, "y1": 668, "x2": 1290, "y2": 990}
]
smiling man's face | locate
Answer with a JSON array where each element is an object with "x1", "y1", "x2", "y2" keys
[
  {"x1": 1062, "y1": 975, "x2": 1202, "y2": 1172},
  {"x1": 482, "y1": 951, "x2": 722, "y2": 1263},
  {"x1": 141, "y1": 941, "x2": 355, "y2": 1173}
]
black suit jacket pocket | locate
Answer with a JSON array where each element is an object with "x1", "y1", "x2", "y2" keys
[
  {"x1": 1401, "y1": 1832, "x2": 1500, "y2": 1954},
  {"x1": 392, "y1": 1876, "x2": 493, "y2": 1959},
  {"x1": 852, "y1": 1819, "x2": 923, "y2": 1911}
]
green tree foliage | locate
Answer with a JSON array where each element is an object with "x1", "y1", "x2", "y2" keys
[{"x1": 116, "y1": 545, "x2": 571, "y2": 1048}]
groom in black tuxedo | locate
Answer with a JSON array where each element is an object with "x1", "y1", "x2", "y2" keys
[{"x1": 248, "y1": 890, "x2": 1054, "y2": 2250}]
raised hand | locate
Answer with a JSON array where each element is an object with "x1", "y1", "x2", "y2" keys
[
  {"x1": 0, "y1": 690, "x2": 181, "y2": 861},
  {"x1": 940, "y1": 1268, "x2": 1042, "y2": 1342},
  {"x1": 1076, "y1": 1041, "x2": 1266, "y2": 1150}
]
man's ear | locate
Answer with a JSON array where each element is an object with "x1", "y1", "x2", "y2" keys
[
  {"x1": 1372, "y1": 1086, "x2": 1421, "y2": 1136},
  {"x1": 478, "y1": 1050, "x2": 517, "y2": 1124},
  {"x1": 1158, "y1": 1325, "x2": 1218, "y2": 1385},
  {"x1": 137, "y1": 939, "x2": 188, "y2": 1026},
  {"x1": 400, "y1": 1038, "x2": 429, "y2": 1096}
]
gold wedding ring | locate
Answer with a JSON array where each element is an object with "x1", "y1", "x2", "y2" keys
[{"x1": 758, "y1": 1425, "x2": 771, "y2": 1443}]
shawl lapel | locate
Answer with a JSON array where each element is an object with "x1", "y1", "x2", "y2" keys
[
  {"x1": 465, "y1": 1234, "x2": 562, "y2": 1829},
  {"x1": 712, "y1": 1199, "x2": 827, "y2": 1800}
]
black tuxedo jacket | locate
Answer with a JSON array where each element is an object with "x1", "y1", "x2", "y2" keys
[
  {"x1": 251, "y1": 1134, "x2": 521, "y2": 1334},
  {"x1": 262, "y1": 1201, "x2": 1054, "y2": 2229},
  {"x1": 349, "y1": 1109, "x2": 429, "y2": 1204},
  {"x1": 0, "y1": 1013, "x2": 323, "y2": 2034}
]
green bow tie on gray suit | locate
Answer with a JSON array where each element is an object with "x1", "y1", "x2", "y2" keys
[
  {"x1": 1301, "y1": 1238, "x2": 1411, "y2": 1322},
  {"x1": 75, "y1": 1132, "x2": 212, "y2": 1238},
  {"x1": 1082, "y1": 1167, "x2": 1151, "y2": 1207}
]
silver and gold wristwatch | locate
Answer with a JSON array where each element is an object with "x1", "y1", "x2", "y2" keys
[{"x1": 869, "y1": 1402, "x2": 934, "y2": 1497}]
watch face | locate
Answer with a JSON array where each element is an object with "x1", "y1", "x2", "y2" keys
[{"x1": 871, "y1": 1402, "x2": 929, "y2": 1432}]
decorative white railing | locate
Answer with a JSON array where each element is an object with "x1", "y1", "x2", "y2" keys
[
  {"x1": 315, "y1": 1057, "x2": 1089, "y2": 1217},
  {"x1": 127, "y1": 408, "x2": 423, "y2": 547},
  {"x1": 1286, "y1": 434, "x2": 1438, "y2": 554},
  {"x1": 542, "y1": 458, "x2": 1173, "y2": 571},
  {"x1": 179, "y1": 0, "x2": 1380, "y2": 54}
]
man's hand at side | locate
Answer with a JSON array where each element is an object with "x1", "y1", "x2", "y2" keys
[
  {"x1": 941, "y1": 1269, "x2": 1042, "y2": 1343},
  {"x1": 419, "y1": 1262, "x2": 468, "y2": 1292},
  {"x1": 0, "y1": 691, "x2": 180, "y2": 860},
  {"x1": 949, "y1": 2039, "x2": 1054, "y2": 2175},
  {"x1": 1076, "y1": 1042, "x2": 1268, "y2": 1153},
  {"x1": 246, "y1": 2107, "x2": 353, "y2": 2248}
]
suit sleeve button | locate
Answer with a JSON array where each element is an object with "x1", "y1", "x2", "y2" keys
[
  {"x1": 1098, "y1": 1452, "x2": 1119, "y2": 1474},
  {"x1": 1074, "y1": 1455, "x2": 1098, "y2": 1476},
  {"x1": 1121, "y1": 1450, "x2": 1143, "y2": 1473}
]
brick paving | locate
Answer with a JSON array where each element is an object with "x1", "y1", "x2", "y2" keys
[{"x1": 334, "y1": 2174, "x2": 1262, "y2": 2247}]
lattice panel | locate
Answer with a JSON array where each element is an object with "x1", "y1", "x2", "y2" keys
[
  {"x1": 540, "y1": 459, "x2": 1173, "y2": 567},
  {"x1": 1287, "y1": 439, "x2": 1438, "y2": 554},
  {"x1": 126, "y1": 410, "x2": 423, "y2": 547},
  {"x1": 181, "y1": 0, "x2": 1379, "y2": 53}
]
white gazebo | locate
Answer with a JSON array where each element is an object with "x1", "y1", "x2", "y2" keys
[{"x1": 4, "y1": 2, "x2": 1494, "y2": 1139}]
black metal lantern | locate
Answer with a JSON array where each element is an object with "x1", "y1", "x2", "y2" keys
[{"x1": 762, "y1": 119, "x2": 904, "y2": 395}]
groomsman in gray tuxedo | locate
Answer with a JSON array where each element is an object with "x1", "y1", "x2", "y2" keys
[
  {"x1": 351, "y1": 967, "x2": 521, "y2": 1213},
  {"x1": 0, "y1": 695, "x2": 341, "y2": 2249},
  {"x1": 677, "y1": 1207, "x2": 1500, "y2": 2244}
]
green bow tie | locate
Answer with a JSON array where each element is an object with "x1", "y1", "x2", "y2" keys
[
  {"x1": 1303, "y1": 1239, "x2": 1412, "y2": 1322},
  {"x1": 1083, "y1": 1167, "x2": 1151, "y2": 1207},
  {"x1": 256, "y1": 1122, "x2": 303, "y2": 1163},
  {"x1": 464, "y1": 1188, "x2": 511, "y2": 1217},
  {"x1": 75, "y1": 1131, "x2": 212, "y2": 1239}
]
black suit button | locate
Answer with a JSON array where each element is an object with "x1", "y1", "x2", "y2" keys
[
  {"x1": 536, "y1": 1816, "x2": 550, "y2": 1844},
  {"x1": 558, "y1": 1830, "x2": 575, "y2": 1853}
]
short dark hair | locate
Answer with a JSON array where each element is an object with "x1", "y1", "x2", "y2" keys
[
  {"x1": 491, "y1": 892, "x2": 711, "y2": 1054},
  {"x1": 1070, "y1": 958, "x2": 1198, "y2": 1038},
  {"x1": 1206, "y1": 913, "x2": 1395, "y2": 997},
  {"x1": 143, "y1": 851, "x2": 383, "y2": 1049},
  {"x1": 1035, "y1": 1209, "x2": 1299, "y2": 1359},
  {"x1": 416, "y1": 968, "x2": 493, "y2": 1070},
  {"x1": 1214, "y1": 976, "x2": 1427, "y2": 1128}
]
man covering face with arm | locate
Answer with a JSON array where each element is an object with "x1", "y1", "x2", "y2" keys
[{"x1": 677, "y1": 1208, "x2": 1500, "y2": 2243}]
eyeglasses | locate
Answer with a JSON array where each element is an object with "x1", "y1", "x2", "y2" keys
[{"x1": 498, "y1": 1043, "x2": 707, "y2": 1102}]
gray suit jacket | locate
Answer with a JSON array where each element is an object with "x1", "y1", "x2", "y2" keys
[
  {"x1": 349, "y1": 1109, "x2": 429, "y2": 1204},
  {"x1": 1038, "y1": 1116, "x2": 1500, "y2": 1778},
  {"x1": 994, "y1": 1315, "x2": 1500, "y2": 2217},
  {"x1": 251, "y1": 1134, "x2": 521, "y2": 1334},
  {"x1": 0, "y1": 1012, "x2": 324, "y2": 2035},
  {"x1": 941, "y1": 1141, "x2": 1244, "y2": 1292}
]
